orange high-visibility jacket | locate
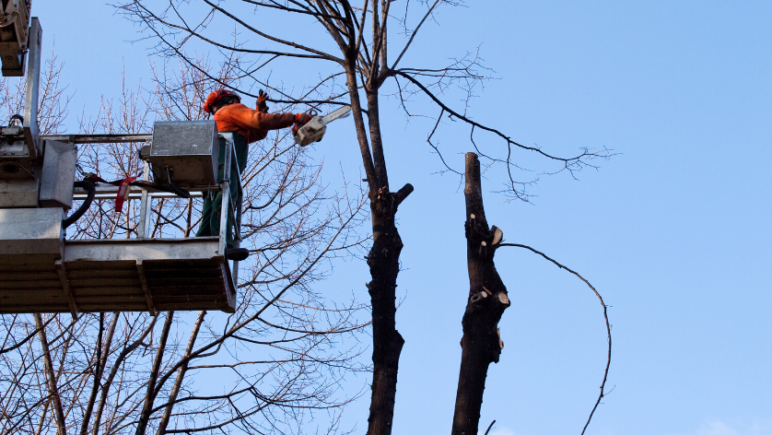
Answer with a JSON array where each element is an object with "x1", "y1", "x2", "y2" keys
[{"x1": 213, "y1": 103, "x2": 295, "y2": 144}]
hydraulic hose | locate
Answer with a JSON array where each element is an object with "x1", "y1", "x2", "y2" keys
[
  {"x1": 8, "y1": 114, "x2": 23, "y2": 126},
  {"x1": 164, "y1": 166, "x2": 190, "y2": 199},
  {"x1": 63, "y1": 179, "x2": 96, "y2": 229}
]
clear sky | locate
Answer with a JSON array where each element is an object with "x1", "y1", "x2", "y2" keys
[{"x1": 32, "y1": 1, "x2": 772, "y2": 434}]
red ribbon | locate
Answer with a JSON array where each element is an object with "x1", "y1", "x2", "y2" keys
[{"x1": 115, "y1": 177, "x2": 137, "y2": 213}]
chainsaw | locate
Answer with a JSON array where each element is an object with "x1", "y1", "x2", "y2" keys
[{"x1": 294, "y1": 105, "x2": 351, "y2": 146}]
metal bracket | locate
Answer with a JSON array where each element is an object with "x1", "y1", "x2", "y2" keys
[
  {"x1": 137, "y1": 159, "x2": 152, "y2": 238},
  {"x1": 54, "y1": 259, "x2": 78, "y2": 319},
  {"x1": 217, "y1": 133, "x2": 233, "y2": 258},
  {"x1": 0, "y1": 0, "x2": 31, "y2": 76},
  {"x1": 135, "y1": 260, "x2": 156, "y2": 316},
  {"x1": 22, "y1": 17, "x2": 40, "y2": 158}
]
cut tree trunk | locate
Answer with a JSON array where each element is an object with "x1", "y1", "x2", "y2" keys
[
  {"x1": 366, "y1": 184, "x2": 413, "y2": 435},
  {"x1": 451, "y1": 153, "x2": 511, "y2": 435}
]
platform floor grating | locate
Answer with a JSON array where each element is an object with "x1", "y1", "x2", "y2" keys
[{"x1": 0, "y1": 238, "x2": 236, "y2": 314}]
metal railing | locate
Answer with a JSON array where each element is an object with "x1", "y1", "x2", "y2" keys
[{"x1": 60, "y1": 132, "x2": 244, "y2": 281}]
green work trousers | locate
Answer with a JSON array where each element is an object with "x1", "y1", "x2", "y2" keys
[{"x1": 195, "y1": 132, "x2": 248, "y2": 246}]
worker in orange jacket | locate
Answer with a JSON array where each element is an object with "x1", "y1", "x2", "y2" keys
[{"x1": 197, "y1": 89, "x2": 311, "y2": 260}]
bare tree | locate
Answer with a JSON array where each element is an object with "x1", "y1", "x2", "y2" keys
[
  {"x1": 453, "y1": 153, "x2": 510, "y2": 435},
  {"x1": 114, "y1": 1, "x2": 611, "y2": 433},
  {"x1": 0, "y1": 50, "x2": 371, "y2": 435},
  {"x1": 111, "y1": 0, "x2": 608, "y2": 435}
]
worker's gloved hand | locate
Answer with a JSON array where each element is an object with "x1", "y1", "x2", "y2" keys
[
  {"x1": 292, "y1": 113, "x2": 313, "y2": 136},
  {"x1": 256, "y1": 90, "x2": 269, "y2": 113}
]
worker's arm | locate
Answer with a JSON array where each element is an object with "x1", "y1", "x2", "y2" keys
[{"x1": 222, "y1": 104, "x2": 295, "y2": 131}]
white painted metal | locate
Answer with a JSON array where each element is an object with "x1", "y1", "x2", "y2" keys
[
  {"x1": 64, "y1": 238, "x2": 222, "y2": 262},
  {"x1": 23, "y1": 17, "x2": 41, "y2": 157},
  {"x1": 137, "y1": 160, "x2": 152, "y2": 238},
  {"x1": 0, "y1": 137, "x2": 30, "y2": 164},
  {"x1": 230, "y1": 135, "x2": 243, "y2": 287},
  {"x1": 149, "y1": 120, "x2": 219, "y2": 187},
  {"x1": 0, "y1": 0, "x2": 31, "y2": 76},
  {"x1": 73, "y1": 188, "x2": 205, "y2": 201},
  {"x1": 218, "y1": 133, "x2": 232, "y2": 259},
  {"x1": 39, "y1": 140, "x2": 76, "y2": 208},
  {"x1": 0, "y1": 123, "x2": 246, "y2": 313},
  {"x1": 0, "y1": 207, "x2": 62, "y2": 255},
  {"x1": 55, "y1": 259, "x2": 78, "y2": 318},
  {"x1": 60, "y1": 237, "x2": 236, "y2": 313},
  {"x1": 1, "y1": 237, "x2": 237, "y2": 314},
  {"x1": 135, "y1": 260, "x2": 156, "y2": 316},
  {"x1": 0, "y1": 178, "x2": 38, "y2": 207},
  {"x1": 41, "y1": 134, "x2": 152, "y2": 144}
]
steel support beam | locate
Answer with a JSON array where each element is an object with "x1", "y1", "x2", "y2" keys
[
  {"x1": 137, "y1": 160, "x2": 152, "y2": 239},
  {"x1": 217, "y1": 133, "x2": 232, "y2": 258},
  {"x1": 23, "y1": 18, "x2": 41, "y2": 158},
  {"x1": 135, "y1": 260, "x2": 156, "y2": 316},
  {"x1": 40, "y1": 134, "x2": 152, "y2": 144},
  {"x1": 54, "y1": 260, "x2": 78, "y2": 319}
]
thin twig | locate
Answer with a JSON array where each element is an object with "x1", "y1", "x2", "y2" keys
[
  {"x1": 484, "y1": 420, "x2": 496, "y2": 435},
  {"x1": 499, "y1": 243, "x2": 611, "y2": 435},
  {"x1": 395, "y1": 71, "x2": 606, "y2": 165},
  {"x1": 0, "y1": 315, "x2": 55, "y2": 356}
]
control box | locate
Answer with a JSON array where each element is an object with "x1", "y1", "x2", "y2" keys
[{"x1": 148, "y1": 120, "x2": 220, "y2": 188}]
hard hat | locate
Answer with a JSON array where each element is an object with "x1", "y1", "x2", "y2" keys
[{"x1": 203, "y1": 89, "x2": 241, "y2": 114}]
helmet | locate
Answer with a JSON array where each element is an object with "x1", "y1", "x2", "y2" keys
[{"x1": 203, "y1": 89, "x2": 241, "y2": 114}]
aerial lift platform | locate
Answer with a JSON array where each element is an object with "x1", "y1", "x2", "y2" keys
[{"x1": 0, "y1": 13, "x2": 241, "y2": 315}]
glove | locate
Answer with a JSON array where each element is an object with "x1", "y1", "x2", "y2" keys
[
  {"x1": 256, "y1": 90, "x2": 269, "y2": 113},
  {"x1": 292, "y1": 113, "x2": 313, "y2": 136}
]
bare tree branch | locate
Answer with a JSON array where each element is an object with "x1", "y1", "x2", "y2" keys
[{"x1": 499, "y1": 243, "x2": 612, "y2": 435}]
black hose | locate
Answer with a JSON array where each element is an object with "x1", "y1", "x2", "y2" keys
[
  {"x1": 63, "y1": 179, "x2": 95, "y2": 229},
  {"x1": 130, "y1": 179, "x2": 195, "y2": 197},
  {"x1": 164, "y1": 166, "x2": 190, "y2": 198},
  {"x1": 8, "y1": 114, "x2": 23, "y2": 126},
  {"x1": 130, "y1": 179, "x2": 174, "y2": 194}
]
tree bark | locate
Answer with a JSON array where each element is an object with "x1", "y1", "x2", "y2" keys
[
  {"x1": 365, "y1": 183, "x2": 413, "y2": 435},
  {"x1": 155, "y1": 310, "x2": 205, "y2": 435},
  {"x1": 451, "y1": 153, "x2": 511, "y2": 435},
  {"x1": 136, "y1": 312, "x2": 174, "y2": 435},
  {"x1": 34, "y1": 314, "x2": 67, "y2": 435},
  {"x1": 81, "y1": 313, "x2": 118, "y2": 435},
  {"x1": 93, "y1": 317, "x2": 157, "y2": 435}
]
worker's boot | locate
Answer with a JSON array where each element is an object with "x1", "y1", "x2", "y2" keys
[{"x1": 225, "y1": 246, "x2": 249, "y2": 261}]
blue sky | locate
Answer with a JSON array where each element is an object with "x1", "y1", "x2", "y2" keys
[{"x1": 33, "y1": 1, "x2": 772, "y2": 434}]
